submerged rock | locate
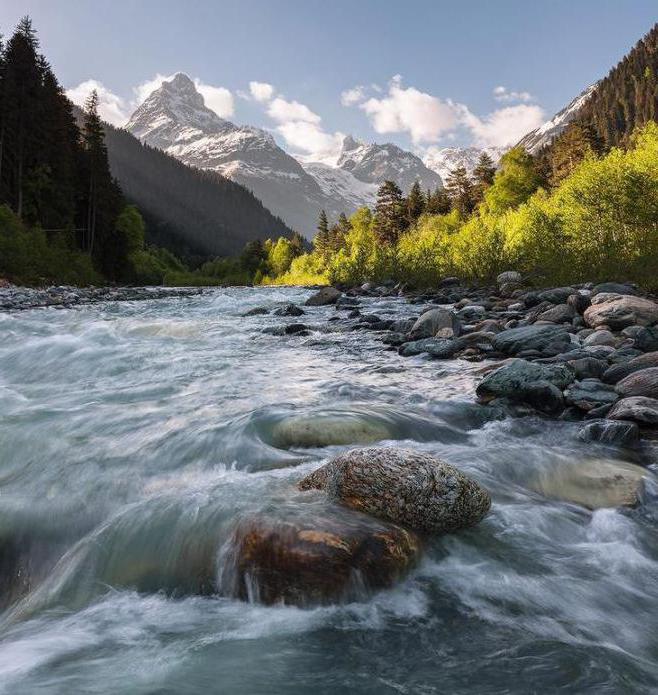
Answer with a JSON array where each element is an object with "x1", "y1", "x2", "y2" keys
[
  {"x1": 299, "y1": 447, "x2": 491, "y2": 534},
  {"x1": 578, "y1": 420, "x2": 640, "y2": 447},
  {"x1": 242, "y1": 306, "x2": 269, "y2": 316},
  {"x1": 530, "y1": 459, "x2": 648, "y2": 509},
  {"x1": 221, "y1": 510, "x2": 420, "y2": 606},
  {"x1": 584, "y1": 294, "x2": 658, "y2": 329},
  {"x1": 270, "y1": 414, "x2": 392, "y2": 449},
  {"x1": 305, "y1": 287, "x2": 342, "y2": 306}
]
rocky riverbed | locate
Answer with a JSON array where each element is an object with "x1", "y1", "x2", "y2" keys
[{"x1": 1, "y1": 282, "x2": 658, "y2": 692}]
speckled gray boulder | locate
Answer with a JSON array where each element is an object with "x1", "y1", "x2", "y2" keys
[{"x1": 298, "y1": 447, "x2": 491, "y2": 534}]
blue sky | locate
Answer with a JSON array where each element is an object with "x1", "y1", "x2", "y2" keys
[{"x1": 2, "y1": 0, "x2": 657, "y2": 161}]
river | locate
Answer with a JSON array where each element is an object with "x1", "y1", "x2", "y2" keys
[{"x1": 0, "y1": 287, "x2": 657, "y2": 694}]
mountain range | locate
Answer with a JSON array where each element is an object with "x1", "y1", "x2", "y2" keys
[{"x1": 125, "y1": 74, "x2": 442, "y2": 235}]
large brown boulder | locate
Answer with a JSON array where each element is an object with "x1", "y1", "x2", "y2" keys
[
  {"x1": 220, "y1": 509, "x2": 420, "y2": 606},
  {"x1": 299, "y1": 447, "x2": 491, "y2": 534},
  {"x1": 602, "y1": 351, "x2": 658, "y2": 384},
  {"x1": 584, "y1": 294, "x2": 658, "y2": 329}
]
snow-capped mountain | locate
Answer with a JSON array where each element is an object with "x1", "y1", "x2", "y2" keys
[
  {"x1": 126, "y1": 74, "x2": 443, "y2": 236},
  {"x1": 422, "y1": 146, "x2": 506, "y2": 182},
  {"x1": 336, "y1": 136, "x2": 442, "y2": 192},
  {"x1": 517, "y1": 83, "x2": 598, "y2": 153},
  {"x1": 126, "y1": 73, "x2": 329, "y2": 235},
  {"x1": 302, "y1": 161, "x2": 378, "y2": 210}
]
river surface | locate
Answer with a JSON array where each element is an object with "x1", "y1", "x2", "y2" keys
[{"x1": 0, "y1": 287, "x2": 657, "y2": 694}]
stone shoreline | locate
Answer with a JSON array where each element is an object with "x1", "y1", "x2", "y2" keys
[{"x1": 0, "y1": 283, "x2": 204, "y2": 311}]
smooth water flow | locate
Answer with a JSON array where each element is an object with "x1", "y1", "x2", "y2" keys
[{"x1": 0, "y1": 287, "x2": 657, "y2": 694}]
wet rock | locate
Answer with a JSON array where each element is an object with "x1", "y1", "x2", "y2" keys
[
  {"x1": 270, "y1": 414, "x2": 392, "y2": 449},
  {"x1": 608, "y1": 396, "x2": 658, "y2": 424},
  {"x1": 497, "y1": 271, "x2": 522, "y2": 285},
  {"x1": 592, "y1": 282, "x2": 639, "y2": 296},
  {"x1": 537, "y1": 303, "x2": 575, "y2": 324},
  {"x1": 583, "y1": 330, "x2": 617, "y2": 347},
  {"x1": 493, "y1": 325, "x2": 573, "y2": 357},
  {"x1": 584, "y1": 294, "x2": 658, "y2": 329},
  {"x1": 565, "y1": 379, "x2": 619, "y2": 411},
  {"x1": 634, "y1": 326, "x2": 658, "y2": 352},
  {"x1": 221, "y1": 509, "x2": 420, "y2": 606},
  {"x1": 602, "y1": 352, "x2": 658, "y2": 384},
  {"x1": 616, "y1": 367, "x2": 658, "y2": 400},
  {"x1": 284, "y1": 323, "x2": 309, "y2": 335},
  {"x1": 567, "y1": 293, "x2": 591, "y2": 314},
  {"x1": 305, "y1": 287, "x2": 342, "y2": 306},
  {"x1": 399, "y1": 337, "x2": 456, "y2": 358},
  {"x1": 476, "y1": 359, "x2": 575, "y2": 404},
  {"x1": 273, "y1": 304, "x2": 304, "y2": 317},
  {"x1": 243, "y1": 306, "x2": 269, "y2": 316},
  {"x1": 568, "y1": 357, "x2": 608, "y2": 380},
  {"x1": 389, "y1": 318, "x2": 414, "y2": 334},
  {"x1": 530, "y1": 459, "x2": 648, "y2": 509},
  {"x1": 381, "y1": 332, "x2": 407, "y2": 347},
  {"x1": 335, "y1": 296, "x2": 360, "y2": 310},
  {"x1": 578, "y1": 420, "x2": 640, "y2": 446},
  {"x1": 538, "y1": 287, "x2": 577, "y2": 304},
  {"x1": 409, "y1": 308, "x2": 460, "y2": 340},
  {"x1": 299, "y1": 447, "x2": 491, "y2": 535}
]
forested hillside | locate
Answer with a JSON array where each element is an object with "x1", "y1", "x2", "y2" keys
[{"x1": 101, "y1": 122, "x2": 294, "y2": 260}]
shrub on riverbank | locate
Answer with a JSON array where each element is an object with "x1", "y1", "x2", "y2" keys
[{"x1": 266, "y1": 123, "x2": 658, "y2": 292}]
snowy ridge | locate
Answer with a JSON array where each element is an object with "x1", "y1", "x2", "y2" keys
[
  {"x1": 422, "y1": 146, "x2": 506, "y2": 182},
  {"x1": 517, "y1": 83, "x2": 598, "y2": 153}
]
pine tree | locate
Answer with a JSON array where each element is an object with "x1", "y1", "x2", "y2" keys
[
  {"x1": 313, "y1": 209, "x2": 330, "y2": 256},
  {"x1": 327, "y1": 212, "x2": 350, "y2": 253},
  {"x1": 472, "y1": 152, "x2": 497, "y2": 205},
  {"x1": 445, "y1": 166, "x2": 475, "y2": 217},
  {"x1": 425, "y1": 187, "x2": 451, "y2": 215},
  {"x1": 0, "y1": 17, "x2": 41, "y2": 218},
  {"x1": 547, "y1": 121, "x2": 604, "y2": 186},
  {"x1": 373, "y1": 180, "x2": 406, "y2": 245},
  {"x1": 406, "y1": 180, "x2": 425, "y2": 225}
]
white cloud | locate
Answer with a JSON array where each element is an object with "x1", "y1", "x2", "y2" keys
[
  {"x1": 277, "y1": 121, "x2": 345, "y2": 164},
  {"x1": 359, "y1": 75, "x2": 461, "y2": 143},
  {"x1": 493, "y1": 85, "x2": 534, "y2": 103},
  {"x1": 249, "y1": 81, "x2": 275, "y2": 102},
  {"x1": 461, "y1": 103, "x2": 545, "y2": 147},
  {"x1": 341, "y1": 85, "x2": 366, "y2": 106},
  {"x1": 195, "y1": 80, "x2": 234, "y2": 117},
  {"x1": 66, "y1": 79, "x2": 129, "y2": 126},
  {"x1": 267, "y1": 97, "x2": 321, "y2": 124}
]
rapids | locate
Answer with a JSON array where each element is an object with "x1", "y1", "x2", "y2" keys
[{"x1": 0, "y1": 287, "x2": 657, "y2": 693}]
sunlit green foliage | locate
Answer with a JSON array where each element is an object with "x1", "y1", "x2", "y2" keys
[{"x1": 271, "y1": 123, "x2": 658, "y2": 291}]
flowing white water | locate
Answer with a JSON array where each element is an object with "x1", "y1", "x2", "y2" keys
[{"x1": 0, "y1": 287, "x2": 657, "y2": 694}]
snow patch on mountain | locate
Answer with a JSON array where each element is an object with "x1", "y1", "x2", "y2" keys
[{"x1": 303, "y1": 162, "x2": 378, "y2": 209}]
